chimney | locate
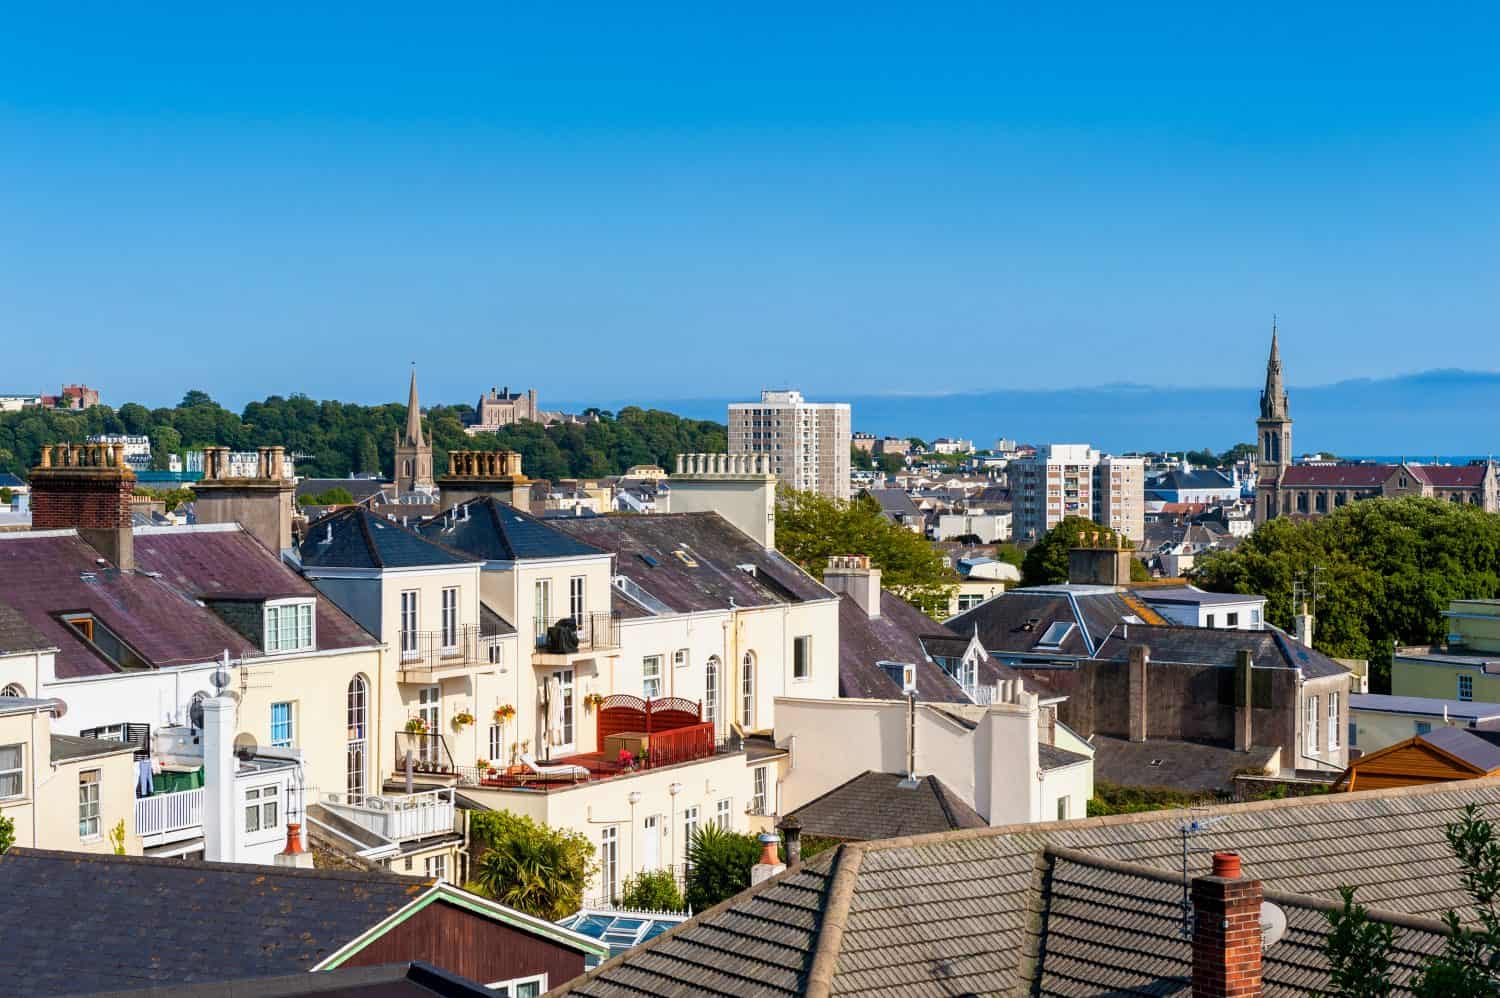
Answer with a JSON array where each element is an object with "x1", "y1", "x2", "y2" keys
[
  {"x1": 274, "y1": 822, "x2": 314, "y2": 870},
  {"x1": 1128, "y1": 645, "x2": 1149, "y2": 742},
  {"x1": 1068, "y1": 542, "x2": 1135, "y2": 587},
  {"x1": 778, "y1": 815, "x2": 803, "y2": 868},
  {"x1": 1293, "y1": 601, "x2": 1314, "y2": 647},
  {"x1": 191, "y1": 446, "x2": 297, "y2": 555},
  {"x1": 668, "y1": 452, "x2": 777, "y2": 548},
  {"x1": 201, "y1": 692, "x2": 237, "y2": 863},
  {"x1": 29, "y1": 442, "x2": 136, "y2": 570},
  {"x1": 750, "y1": 832, "x2": 785, "y2": 885},
  {"x1": 436, "y1": 449, "x2": 531, "y2": 512},
  {"x1": 822, "y1": 555, "x2": 881, "y2": 618},
  {"x1": 1191, "y1": 851, "x2": 1263, "y2": 998},
  {"x1": 1234, "y1": 648, "x2": 1254, "y2": 752}
]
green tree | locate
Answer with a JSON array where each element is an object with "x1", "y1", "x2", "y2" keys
[
  {"x1": 992, "y1": 542, "x2": 1025, "y2": 568},
  {"x1": 1218, "y1": 442, "x2": 1257, "y2": 465},
  {"x1": 618, "y1": 869, "x2": 686, "y2": 912},
  {"x1": 685, "y1": 823, "x2": 762, "y2": 911},
  {"x1": 469, "y1": 811, "x2": 597, "y2": 920},
  {"x1": 877, "y1": 452, "x2": 906, "y2": 475},
  {"x1": 850, "y1": 445, "x2": 875, "y2": 471},
  {"x1": 179, "y1": 389, "x2": 214, "y2": 408},
  {"x1": 356, "y1": 433, "x2": 380, "y2": 474},
  {"x1": 133, "y1": 486, "x2": 197, "y2": 512},
  {"x1": 775, "y1": 487, "x2": 955, "y2": 616},
  {"x1": 1325, "y1": 886, "x2": 1397, "y2": 997},
  {"x1": 1020, "y1": 517, "x2": 1131, "y2": 587},
  {"x1": 1129, "y1": 557, "x2": 1152, "y2": 582},
  {"x1": 299, "y1": 486, "x2": 357, "y2": 507},
  {"x1": 0, "y1": 814, "x2": 13, "y2": 853},
  {"x1": 0, "y1": 487, "x2": 11, "y2": 505}
]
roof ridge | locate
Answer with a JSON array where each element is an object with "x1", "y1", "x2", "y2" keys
[
  {"x1": 803, "y1": 843, "x2": 865, "y2": 998},
  {"x1": 352, "y1": 507, "x2": 384, "y2": 570},
  {"x1": 927, "y1": 775, "x2": 964, "y2": 829},
  {"x1": 1, "y1": 846, "x2": 435, "y2": 886}
]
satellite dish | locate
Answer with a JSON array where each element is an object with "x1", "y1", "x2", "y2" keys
[
  {"x1": 233, "y1": 732, "x2": 259, "y2": 762},
  {"x1": 211, "y1": 665, "x2": 233, "y2": 695},
  {"x1": 48, "y1": 698, "x2": 68, "y2": 719},
  {"x1": 1260, "y1": 901, "x2": 1288, "y2": 950},
  {"x1": 188, "y1": 691, "x2": 209, "y2": 729}
]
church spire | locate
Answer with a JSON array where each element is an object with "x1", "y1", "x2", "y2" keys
[
  {"x1": 1260, "y1": 319, "x2": 1288, "y2": 421},
  {"x1": 404, "y1": 365, "x2": 425, "y2": 446}
]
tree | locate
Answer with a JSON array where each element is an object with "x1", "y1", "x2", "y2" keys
[
  {"x1": 850, "y1": 445, "x2": 875, "y2": 471},
  {"x1": 469, "y1": 811, "x2": 597, "y2": 920},
  {"x1": 685, "y1": 823, "x2": 761, "y2": 911},
  {"x1": 356, "y1": 433, "x2": 380, "y2": 475},
  {"x1": 1129, "y1": 557, "x2": 1152, "y2": 582},
  {"x1": 992, "y1": 543, "x2": 1025, "y2": 568},
  {"x1": 1020, "y1": 517, "x2": 1130, "y2": 587},
  {"x1": 134, "y1": 486, "x2": 197, "y2": 512},
  {"x1": 618, "y1": 869, "x2": 686, "y2": 912},
  {"x1": 774, "y1": 487, "x2": 955, "y2": 616},
  {"x1": 0, "y1": 814, "x2": 12, "y2": 853},
  {"x1": 0, "y1": 487, "x2": 10, "y2": 505},
  {"x1": 876, "y1": 452, "x2": 905, "y2": 475},
  {"x1": 1324, "y1": 886, "x2": 1397, "y2": 997},
  {"x1": 298, "y1": 486, "x2": 356, "y2": 507},
  {"x1": 1219, "y1": 442, "x2": 1257, "y2": 465},
  {"x1": 179, "y1": 389, "x2": 214, "y2": 408}
]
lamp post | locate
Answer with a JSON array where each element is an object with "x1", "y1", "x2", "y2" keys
[
  {"x1": 668, "y1": 781, "x2": 683, "y2": 878},
  {"x1": 627, "y1": 791, "x2": 642, "y2": 881}
]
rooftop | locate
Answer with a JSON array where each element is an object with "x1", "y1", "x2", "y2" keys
[
  {"x1": 784, "y1": 770, "x2": 987, "y2": 842},
  {"x1": 1134, "y1": 585, "x2": 1266, "y2": 606},
  {"x1": 1090, "y1": 734, "x2": 1280, "y2": 792},
  {"x1": 1351, "y1": 693, "x2": 1500, "y2": 720},
  {"x1": 299, "y1": 506, "x2": 479, "y2": 571},
  {"x1": 418, "y1": 496, "x2": 605, "y2": 562},
  {"x1": 837, "y1": 592, "x2": 1004, "y2": 703},
  {"x1": 1093, "y1": 623, "x2": 1348, "y2": 680}
]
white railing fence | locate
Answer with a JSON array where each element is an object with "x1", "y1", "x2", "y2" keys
[
  {"x1": 135, "y1": 787, "x2": 205, "y2": 839},
  {"x1": 322, "y1": 787, "x2": 456, "y2": 841}
]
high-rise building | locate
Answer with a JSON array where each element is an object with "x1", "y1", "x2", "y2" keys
[
  {"x1": 1012, "y1": 444, "x2": 1144, "y2": 544},
  {"x1": 728, "y1": 390, "x2": 851, "y2": 500}
]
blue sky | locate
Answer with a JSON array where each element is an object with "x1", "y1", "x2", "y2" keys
[{"x1": 3, "y1": 4, "x2": 1499, "y2": 410}]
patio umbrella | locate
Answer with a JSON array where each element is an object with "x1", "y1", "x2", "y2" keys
[{"x1": 545, "y1": 676, "x2": 564, "y2": 749}]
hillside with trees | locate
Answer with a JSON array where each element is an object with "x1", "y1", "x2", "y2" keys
[
  {"x1": 0, "y1": 392, "x2": 725, "y2": 482},
  {"x1": 1193, "y1": 497, "x2": 1500, "y2": 691}
]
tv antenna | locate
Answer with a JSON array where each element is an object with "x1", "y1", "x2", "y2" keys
[
  {"x1": 1178, "y1": 811, "x2": 1230, "y2": 938},
  {"x1": 1292, "y1": 563, "x2": 1323, "y2": 623}
]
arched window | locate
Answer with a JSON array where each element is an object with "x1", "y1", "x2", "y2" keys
[
  {"x1": 741, "y1": 652, "x2": 756, "y2": 730},
  {"x1": 1297, "y1": 492, "x2": 1309, "y2": 513},
  {"x1": 347, "y1": 675, "x2": 369, "y2": 801},
  {"x1": 704, "y1": 656, "x2": 720, "y2": 732},
  {"x1": 1315, "y1": 492, "x2": 1327, "y2": 513},
  {"x1": 0, "y1": 683, "x2": 24, "y2": 698}
]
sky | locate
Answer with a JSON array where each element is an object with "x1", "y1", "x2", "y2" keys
[{"x1": 3, "y1": 4, "x2": 1500, "y2": 411}]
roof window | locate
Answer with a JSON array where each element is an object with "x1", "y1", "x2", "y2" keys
[{"x1": 1037, "y1": 621, "x2": 1076, "y2": 648}]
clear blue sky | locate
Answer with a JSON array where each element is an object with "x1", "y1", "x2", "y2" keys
[{"x1": 3, "y1": 4, "x2": 1498, "y2": 410}]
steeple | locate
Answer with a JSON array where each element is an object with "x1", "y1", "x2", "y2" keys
[
  {"x1": 1259, "y1": 320, "x2": 1289, "y2": 420},
  {"x1": 403, "y1": 365, "x2": 426, "y2": 446}
]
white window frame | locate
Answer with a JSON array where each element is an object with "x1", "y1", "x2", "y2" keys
[
  {"x1": 1327, "y1": 691, "x2": 1341, "y2": 749},
  {"x1": 682, "y1": 805, "x2": 699, "y2": 873},
  {"x1": 441, "y1": 587, "x2": 459, "y2": 650},
  {"x1": 1057, "y1": 796, "x2": 1069, "y2": 820},
  {"x1": 270, "y1": 701, "x2": 295, "y2": 748},
  {"x1": 488, "y1": 723, "x2": 503, "y2": 761},
  {"x1": 793, "y1": 635, "x2": 812, "y2": 681},
  {"x1": 533, "y1": 579, "x2": 552, "y2": 645},
  {"x1": 741, "y1": 652, "x2": 755, "y2": 728},
  {"x1": 673, "y1": 648, "x2": 689, "y2": 670},
  {"x1": 244, "y1": 784, "x2": 280, "y2": 835},
  {"x1": 642, "y1": 655, "x2": 663, "y2": 699},
  {"x1": 704, "y1": 656, "x2": 719, "y2": 730},
  {"x1": 264, "y1": 599, "x2": 316, "y2": 654},
  {"x1": 715, "y1": 797, "x2": 731, "y2": 829},
  {"x1": 1306, "y1": 695, "x2": 1320, "y2": 753},
  {"x1": 569, "y1": 575, "x2": 586, "y2": 623},
  {"x1": 400, "y1": 590, "x2": 420, "y2": 661},
  {"x1": 0, "y1": 743, "x2": 23, "y2": 800},
  {"x1": 485, "y1": 974, "x2": 548, "y2": 997},
  {"x1": 79, "y1": 769, "x2": 101, "y2": 839},
  {"x1": 600, "y1": 826, "x2": 618, "y2": 902},
  {"x1": 425, "y1": 853, "x2": 447, "y2": 881},
  {"x1": 751, "y1": 766, "x2": 768, "y2": 815}
]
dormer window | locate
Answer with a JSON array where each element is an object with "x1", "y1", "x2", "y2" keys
[{"x1": 265, "y1": 599, "x2": 315, "y2": 654}]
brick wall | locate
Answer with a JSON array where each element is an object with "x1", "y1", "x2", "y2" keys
[
  {"x1": 30, "y1": 470, "x2": 134, "y2": 530},
  {"x1": 1191, "y1": 858, "x2": 1263, "y2": 997}
]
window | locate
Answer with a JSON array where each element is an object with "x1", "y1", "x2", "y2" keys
[
  {"x1": 425, "y1": 853, "x2": 447, "y2": 880},
  {"x1": 533, "y1": 579, "x2": 552, "y2": 645},
  {"x1": 418, "y1": 685, "x2": 440, "y2": 762},
  {"x1": 78, "y1": 769, "x2": 101, "y2": 839},
  {"x1": 569, "y1": 575, "x2": 586, "y2": 623},
  {"x1": 1417, "y1": 721, "x2": 1433, "y2": 736},
  {"x1": 270, "y1": 702, "x2": 294, "y2": 748},
  {"x1": 347, "y1": 675, "x2": 369, "y2": 801},
  {"x1": 1305, "y1": 695, "x2": 1320, "y2": 753},
  {"x1": 1328, "y1": 692, "x2": 1341, "y2": 750},
  {"x1": 673, "y1": 648, "x2": 689, "y2": 670},
  {"x1": 715, "y1": 797, "x2": 731, "y2": 829},
  {"x1": 751, "y1": 766, "x2": 768, "y2": 815},
  {"x1": 244, "y1": 784, "x2": 279, "y2": 834},
  {"x1": 1226, "y1": 612, "x2": 1239, "y2": 628},
  {"x1": 1459, "y1": 675, "x2": 1474, "y2": 702},
  {"x1": 642, "y1": 655, "x2": 663, "y2": 699},
  {"x1": 80, "y1": 723, "x2": 126, "y2": 741},
  {"x1": 1057, "y1": 796, "x2": 1070, "y2": 821},
  {"x1": 682, "y1": 806, "x2": 699, "y2": 873},
  {"x1": 741, "y1": 652, "x2": 756, "y2": 729},
  {"x1": 705, "y1": 656, "x2": 720, "y2": 731},
  {"x1": 486, "y1": 975, "x2": 547, "y2": 998},
  {"x1": 488, "y1": 723, "x2": 503, "y2": 761},
  {"x1": 441, "y1": 587, "x2": 458, "y2": 649},
  {"x1": 0, "y1": 744, "x2": 22, "y2": 799},
  {"x1": 600, "y1": 826, "x2": 618, "y2": 902},
  {"x1": 1251, "y1": 608, "x2": 1262, "y2": 628},
  {"x1": 0, "y1": 683, "x2": 24, "y2": 697},
  {"x1": 400, "y1": 591, "x2": 419, "y2": 660},
  {"x1": 956, "y1": 593, "x2": 985, "y2": 611},
  {"x1": 793, "y1": 636, "x2": 812, "y2": 680},
  {"x1": 265, "y1": 600, "x2": 315, "y2": 654},
  {"x1": 1205, "y1": 614, "x2": 1215, "y2": 628}
]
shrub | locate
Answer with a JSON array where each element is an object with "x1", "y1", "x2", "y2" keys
[
  {"x1": 618, "y1": 869, "x2": 685, "y2": 912},
  {"x1": 685, "y1": 823, "x2": 762, "y2": 911},
  {"x1": 470, "y1": 811, "x2": 597, "y2": 920}
]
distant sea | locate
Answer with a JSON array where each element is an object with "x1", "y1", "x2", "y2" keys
[{"x1": 558, "y1": 369, "x2": 1500, "y2": 456}]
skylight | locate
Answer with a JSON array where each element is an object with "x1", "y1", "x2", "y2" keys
[{"x1": 1037, "y1": 621, "x2": 1075, "y2": 648}]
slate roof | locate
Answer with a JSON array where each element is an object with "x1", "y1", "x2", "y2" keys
[
  {"x1": 858, "y1": 488, "x2": 921, "y2": 520},
  {"x1": 1421, "y1": 726, "x2": 1500, "y2": 772},
  {"x1": 553, "y1": 513, "x2": 833, "y2": 614},
  {"x1": 88, "y1": 962, "x2": 499, "y2": 997},
  {"x1": 1090, "y1": 734, "x2": 1280, "y2": 792},
  {"x1": 0, "y1": 848, "x2": 432, "y2": 994},
  {"x1": 785, "y1": 771, "x2": 987, "y2": 842},
  {"x1": 836, "y1": 592, "x2": 987, "y2": 703},
  {"x1": 50, "y1": 733, "x2": 137, "y2": 763},
  {"x1": 558, "y1": 778, "x2": 1500, "y2": 996},
  {"x1": 946, "y1": 586, "x2": 1144, "y2": 660},
  {"x1": 300, "y1": 507, "x2": 479, "y2": 570},
  {"x1": 1278, "y1": 463, "x2": 1393, "y2": 487},
  {"x1": 1150, "y1": 469, "x2": 1237, "y2": 492},
  {"x1": 1350, "y1": 693, "x2": 1500, "y2": 720},
  {"x1": 1094, "y1": 623, "x2": 1349, "y2": 680},
  {"x1": 418, "y1": 497, "x2": 605, "y2": 562},
  {"x1": 1135, "y1": 585, "x2": 1265, "y2": 606},
  {"x1": 1038, "y1": 742, "x2": 1092, "y2": 771},
  {"x1": 0, "y1": 527, "x2": 376, "y2": 679},
  {"x1": 294, "y1": 477, "x2": 392, "y2": 503},
  {"x1": 479, "y1": 602, "x2": 516, "y2": 637},
  {"x1": 0, "y1": 600, "x2": 54, "y2": 655}
]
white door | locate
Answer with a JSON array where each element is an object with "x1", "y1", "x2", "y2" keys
[
  {"x1": 643, "y1": 814, "x2": 660, "y2": 871},
  {"x1": 418, "y1": 685, "x2": 440, "y2": 762},
  {"x1": 551, "y1": 669, "x2": 574, "y2": 753}
]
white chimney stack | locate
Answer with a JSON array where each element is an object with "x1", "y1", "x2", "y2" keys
[
  {"x1": 822, "y1": 555, "x2": 882, "y2": 618},
  {"x1": 201, "y1": 693, "x2": 237, "y2": 863}
]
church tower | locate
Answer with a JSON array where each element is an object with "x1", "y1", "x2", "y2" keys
[
  {"x1": 394, "y1": 367, "x2": 434, "y2": 494},
  {"x1": 1255, "y1": 323, "x2": 1292, "y2": 524}
]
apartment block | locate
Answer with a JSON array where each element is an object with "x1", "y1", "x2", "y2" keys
[
  {"x1": 1011, "y1": 444, "x2": 1144, "y2": 544},
  {"x1": 728, "y1": 389, "x2": 851, "y2": 500}
]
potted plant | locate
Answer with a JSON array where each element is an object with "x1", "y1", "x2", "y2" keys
[
  {"x1": 452, "y1": 710, "x2": 475, "y2": 731},
  {"x1": 585, "y1": 692, "x2": 605, "y2": 711},
  {"x1": 476, "y1": 757, "x2": 489, "y2": 772},
  {"x1": 493, "y1": 704, "x2": 515, "y2": 724},
  {"x1": 617, "y1": 748, "x2": 635, "y2": 770},
  {"x1": 404, "y1": 717, "x2": 428, "y2": 735}
]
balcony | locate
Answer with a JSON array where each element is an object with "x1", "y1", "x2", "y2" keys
[
  {"x1": 320, "y1": 787, "x2": 457, "y2": 842},
  {"x1": 533, "y1": 612, "x2": 622, "y2": 666},
  {"x1": 397, "y1": 625, "x2": 503, "y2": 683},
  {"x1": 392, "y1": 730, "x2": 457, "y2": 778},
  {"x1": 135, "y1": 787, "x2": 204, "y2": 846}
]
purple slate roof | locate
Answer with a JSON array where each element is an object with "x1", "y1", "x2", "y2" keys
[
  {"x1": 838, "y1": 591, "x2": 1011, "y2": 702},
  {"x1": 1278, "y1": 464, "x2": 1393, "y2": 487},
  {"x1": 0, "y1": 527, "x2": 376, "y2": 679},
  {"x1": 1410, "y1": 464, "x2": 1489, "y2": 487}
]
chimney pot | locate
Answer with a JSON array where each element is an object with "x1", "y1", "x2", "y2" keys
[{"x1": 1211, "y1": 851, "x2": 1241, "y2": 879}]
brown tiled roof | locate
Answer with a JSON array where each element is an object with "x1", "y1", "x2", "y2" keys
[
  {"x1": 1409, "y1": 464, "x2": 1489, "y2": 487},
  {"x1": 1278, "y1": 464, "x2": 1393, "y2": 487},
  {"x1": 557, "y1": 777, "x2": 1500, "y2": 996}
]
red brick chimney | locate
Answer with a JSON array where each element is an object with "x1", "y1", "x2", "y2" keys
[
  {"x1": 1191, "y1": 851, "x2": 1262, "y2": 998},
  {"x1": 30, "y1": 443, "x2": 135, "y2": 569}
]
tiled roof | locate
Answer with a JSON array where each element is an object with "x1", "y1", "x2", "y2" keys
[
  {"x1": 0, "y1": 600, "x2": 54, "y2": 655},
  {"x1": 299, "y1": 507, "x2": 478, "y2": 570},
  {"x1": 1350, "y1": 693, "x2": 1500, "y2": 720},
  {"x1": 1038, "y1": 742, "x2": 1091, "y2": 771},
  {"x1": 419, "y1": 497, "x2": 605, "y2": 562},
  {"x1": 1409, "y1": 464, "x2": 1489, "y2": 487},
  {"x1": 0, "y1": 848, "x2": 432, "y2": 994},
  {"x1": 1090, "y1": 734, "x2": 1280, "y2": 792},
  {"x1": 785, "y1": 771, "x2": 987, "y2": 843},
  {"x1": 1094, "y1": 623, "x2": 1348, "y2": 680},
  {"x1": 1278, "y1": 464, "x2": 1393, "y2": 487},
  {"x1": 947, "y1": 587, "x2": 1143, "y2": 660},
  {"x1": 1421, "y1": 726, "x2": 1500, "y2": 772},
  {"x1": 557, "y1": 778, "x2": 1500, "y2": 996},
  {"x1": 837, "y1": 593, "x2": 974, "y2": 703},
  {"x1": 554, "y1": 513, "x2": 833, "y2": 613}
]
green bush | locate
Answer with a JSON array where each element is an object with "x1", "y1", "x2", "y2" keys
[
  {"x1": 618, "y1": 869, "x2": 685, "y2": 912},
  {"x1": 685, "y1": 823, "x2": 762, "y2": 911},
  {"x1": 470, "y1": 810, "x2": 597, "y2": 920}
]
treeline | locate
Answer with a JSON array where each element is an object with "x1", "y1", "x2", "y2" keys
[
  {"x1": 0, "y1": 391, "x2": 726, "y2": 482},
  {"x1": 1193, "y1": 497, "x2": 1500, "y2": 691}
]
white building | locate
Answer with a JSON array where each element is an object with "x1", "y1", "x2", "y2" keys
[
  {"x1": 1011, "y1": 444, "x2": 1145, "y2": 544},
  {"x1": 87, "y1": 434, "x2": 152, "y2": 471},
  {"x1": 728, "y1": 389, "x2": 852, "y2": 500},
  {"x1": 1136, "y1": 586, "x2": 1266, "y2": 630}
]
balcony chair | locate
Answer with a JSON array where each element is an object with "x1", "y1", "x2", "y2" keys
[{"x1": 518, "y1": 752, "x2": 589, "y2": 784}]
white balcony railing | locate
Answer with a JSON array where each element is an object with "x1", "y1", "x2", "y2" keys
[
  {"x1": 963, "y1": 684, "x2": 1000, "y2": 705},
  {"x1": 322, "y1": 787, "x2": 456, "y2": 842},
  {"x1": 135, "y1": 787, "x2": 204, "y2": 843}
]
